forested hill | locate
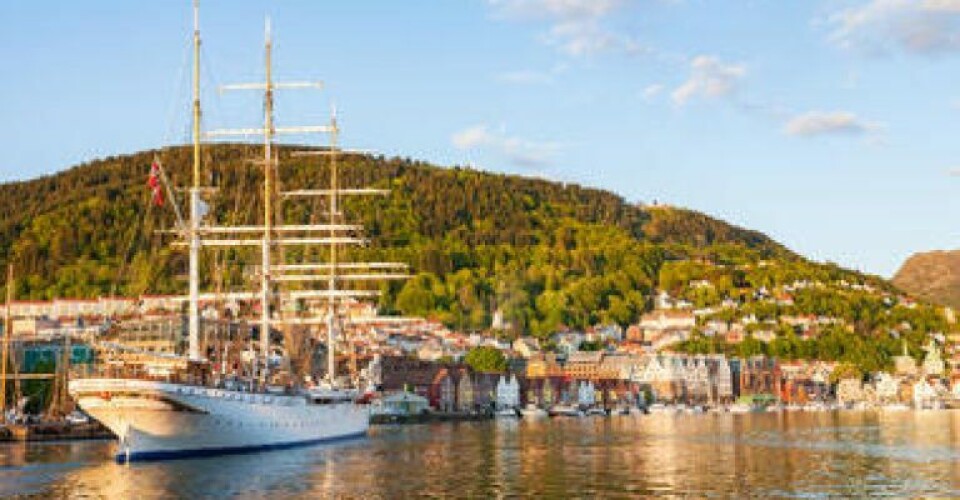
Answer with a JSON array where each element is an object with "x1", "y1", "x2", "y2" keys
[{"x1": 0, "y1": 144, "x2": 886, "y2": 335}]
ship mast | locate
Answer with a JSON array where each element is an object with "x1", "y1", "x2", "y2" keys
[
  {"x1": 260, "y1": 18, "x2": 275, "y2": 382},
  {"x1": 327, "y1": 110, "x2": 339, "y2": 383},
  {"x1": 205, "y1": 16, "x2": 410, "y2": 389},
  {"x1": 188, "y1": 0, "x2": 202, "y2": 361},
  {"x1": 1, "y1": 265, "x2": 12, "y2": 415}
]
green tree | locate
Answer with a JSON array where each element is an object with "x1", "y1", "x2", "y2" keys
[{"x1": 463, "y1": 346, "x2": 508, "y2": 373}]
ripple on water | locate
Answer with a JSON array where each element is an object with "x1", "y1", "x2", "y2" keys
[{"x1": 3, "y1": 411, "x2": 960, "y2": 497}]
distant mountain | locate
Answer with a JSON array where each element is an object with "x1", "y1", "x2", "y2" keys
[{"x1": 893, "y1": 250, "x2": 960, "y2": 309}]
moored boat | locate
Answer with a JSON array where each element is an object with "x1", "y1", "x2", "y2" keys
[
  {"x1": 520, "y1": 404, "x2": 548, "y2": 419},
  {"x1": 550, "y1": 404, "x2": 584, "y2": 417},
  {"x1": 495, "y1": 408, "x2": 519, "y2": 418}
]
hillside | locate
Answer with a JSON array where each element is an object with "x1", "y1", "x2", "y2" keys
[
  {"x1": 0, "y1": 145, "x2": 919, "y2": 349},
  {"x1": 893, "y1": 250, "x2": 960, "y2": 309}
]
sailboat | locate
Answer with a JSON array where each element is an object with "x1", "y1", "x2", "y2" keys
[{"x1": 69, "y1": 2, "x2": 406, "y2": 462}]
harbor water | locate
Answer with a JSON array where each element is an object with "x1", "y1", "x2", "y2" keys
[{"x1": 3, "y1": 410, "x2": 960, "y2": 498}]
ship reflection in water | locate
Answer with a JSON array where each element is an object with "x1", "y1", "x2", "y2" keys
[{"x1": 4, "y1": 411, "x2": 960, "y2": 497}]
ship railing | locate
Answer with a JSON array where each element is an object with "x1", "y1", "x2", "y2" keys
[{"x1": 70, "y1": 363, "x2": 303, "y2": 395}]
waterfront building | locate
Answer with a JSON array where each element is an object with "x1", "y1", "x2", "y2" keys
[
  {"x1": 711, "y1": 356, "x2": 734, "y2": 403},
  {"x1": 737, "y1": 356, "x2": 781, "y2": 399},
  {"x1": 778, "y1": 360, "x2": 834, "y2": 403},
  {"x1": 456, "y1": 369, "x2": 475, "y2": 412},
  {"x1": 576, "y1": 380, "x2": 596, "y2": 406},
  {"x1": 473, "y1": 373, "x2": 500, "y2": 411},
  {"x1": 372, "y1": 392, "x2": 430, "y2": 417},
  {"x1": 873, "y1": 372, "x2": 901, "y2": 404},
  {"x1": 432, "y1": 368, "x2": 456, "y2": 412},
  {"x1": 639, "y1": 355, "x2": 684, "y2": 403},
  {"x1": 524, "y1": 376, "x2": 563, "y2": 407},
  {"x1": 379, "y1": 356, "x2": 443, "y2": 397},
  {"x1": 565, "y1": 351, "x2": 604, "y2": 380},
  {"x1": 684, "y1": 357, "x2": 711, "y2": 404},
  {"x1": 600, "y1": 352, "x2": 643, "y2": 381},
  {"x1": 836, "y1": 378, "x2": 864, "y2": 406},
  {"x1": 526, "y1": 353, "x2": 563, "y2": 378},
  {"x1": 496, "y1": 374, "x2": 521, "y2": 409}
]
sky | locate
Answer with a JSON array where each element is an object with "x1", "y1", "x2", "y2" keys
[{"x1": 0, "y1": 0, "x2": 959, "y2": 278}]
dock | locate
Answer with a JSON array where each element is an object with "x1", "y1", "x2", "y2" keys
[{"x1": 0, "y1": 422, "x2": 114, "y2": 442}]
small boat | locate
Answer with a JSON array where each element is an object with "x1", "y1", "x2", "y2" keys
[
  {"x1": 880, "y1": 403, "x2": 910, "y2": 412},
  {"x1": 727, "y1": 403, "x2": 752, "y2": 414},
  {"x1": 585, "y1": 408, "x2": 608, "y2": 417},
  {"x1": 646, "y1": 403, "x2": 675, "y2": 414},
  {"x1": 520, "y1": 404, "x2": 548, "y2": 419},
  {"x1": 495, "y1": 408, "x2": 519, "y2": 418},
  {"x1": 550, "y1": 404, "x2": 584, "y2": 417},
  {"x1": 611, "y1": 406, "x2": 631, "y2": 416}
]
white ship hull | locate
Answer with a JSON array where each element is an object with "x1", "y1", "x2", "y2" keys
[{"x1": 69, "y1": 378, "x2": 369, "y2": 462}]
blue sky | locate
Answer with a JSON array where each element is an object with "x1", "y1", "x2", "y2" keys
[{"x1": 1, "y1": 0, "x2": 959, "y2": 277}]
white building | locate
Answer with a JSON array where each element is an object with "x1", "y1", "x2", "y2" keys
[
  {"x1": 577, "y1": 380, "x2": 596, "y2": 407},
  {"x1": 873, "y1": 373, "x2": 900, "y2": 403},
  {"x1": 684, "y1": 357, "x2": 711, "y2": 403},
  {"x1": 495, "y1": 375, "x2": 521, "y2": 409},
  {"x1": 713, "y1": 356, "x2": 733, "y2": 401}
]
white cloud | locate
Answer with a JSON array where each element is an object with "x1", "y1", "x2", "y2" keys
[
  {"x1": 452, "y1": 124, "x2": 561, "y2": 167},
  {"x1": 827, "y1": 0, "x2": 960, "y2": 54},
  {"x1": 671, "y1": 55, "x2": 746, "y2": 105},
  {"x1": 783, "y1": 111, "x2": 882, "y2": 137},
  {"x1": 641, "y1": 83, "x2": 664, "y2": 100},
  {"x1": 924, "y1": 0, "x2": 960, "y2": 13},
  {"x1": 486, "y1": 0, "x2": 643, "y2": 57}
]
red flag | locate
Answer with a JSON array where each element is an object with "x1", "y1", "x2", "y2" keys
[{"x1": 148, "y1": 162, "x2": 164, "y2": 206}]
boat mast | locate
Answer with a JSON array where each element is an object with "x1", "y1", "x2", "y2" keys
[
  {"x1": 327, "y1": 110, "x2": 339, "y2": 384},
  {"x1": 1, "y1": 265, "x2": 12, "y2": 415},
  {"x1": 188, "y1": 0, "x2": 202, "y2": 361},
  {"x1": 260, "y1": 18, "x2": 275, "y2": 382}
]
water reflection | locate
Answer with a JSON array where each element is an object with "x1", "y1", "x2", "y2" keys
[{"x1": 2, "y1": 411, "x2": 960, "y2": 498}]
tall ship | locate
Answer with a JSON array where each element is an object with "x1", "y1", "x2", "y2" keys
[{"x1": 68, "y1": 1, "x2": 407, "y2": 462}]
